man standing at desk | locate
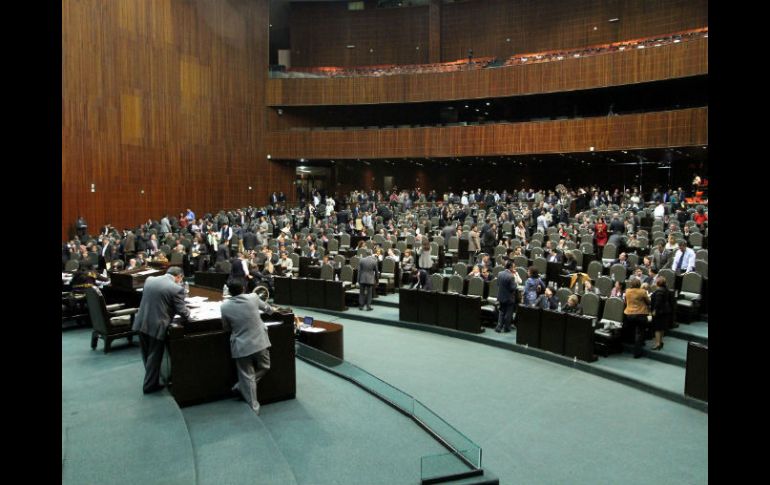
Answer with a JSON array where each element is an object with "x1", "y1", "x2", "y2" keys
[
  {"x1": 358, "y1": 252, "x2": 379, "y2": 311},
  {"x1": 133, "y1": 266, "x2": 190, "y2": 394},
  {"x1": 495, "y1": 260, "x2": 518, "y2": 333},
  {"x1": 220, "y1": 280, "x2": 273, "y2": 415}
]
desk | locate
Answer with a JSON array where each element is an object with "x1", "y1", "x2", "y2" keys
[
  {"x1": 194, "y1": 271, "x2": 229, "y2": 290},
  {"x1": 166, "y1": 286, "x2": 296, "y2": 407},
  {"x1": 296, "y1": 320, "x2": 344, "y2": 359}
]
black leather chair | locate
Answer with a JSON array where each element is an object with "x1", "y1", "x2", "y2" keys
[{"x1": 85, "y1": 287, "x2": 139, "y2": 353}]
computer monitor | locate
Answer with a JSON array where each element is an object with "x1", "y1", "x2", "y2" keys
[{"x1": 303, "y1": 316, "x2": 314, "y2": 327}]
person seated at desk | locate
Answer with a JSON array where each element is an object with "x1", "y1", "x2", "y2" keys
[
  {"x1": 412, "y1": 269, "x2": 433, "y2": 290},
  {"x1": 401, "y1": 249, "x2": 414, "y2": 272},
  {"x1": 562, "y1": 294, "x2": 583, "y2": 315},
  {"x1": 579, "y1": 279, "x2": 599, "y2": 295},
  {"x1": 561, "y1": 252, "x2": 577, "y2": 273},
  {"x1": 126, "y1": 258, "x2": 139, "y2": 271},
  {"x1": 610, "y1": 280, "x2": 624, "y2": 299},
  {"x1": 320, "y1": 254, "x2": 339, "y2": 270},
  {"x1": 109, "y1": 259, "x2": 124, "y2": 273},
  {"x1": 220, "y1": 279, "x2": 274, "y2": 415},
  {"x1": 466, "y1": 265, "x2": 482, "y2": 280},
  {"x1": 612, "y1": 252, "x2": 630, "y2": 268},
  {"x1": 70, "y1": 261, "x2": 110, "y2": 294},
  {"x1": 277, "y1": 251, "x2": 293, "y2": 276},
  {"x1": 664, "y1": 234, "x2": 679, "y2": 252},
  {"x1": 385, "y1": 248, "x2": 399, "y2": 262},
  {"x1": 534, "y1": 287, "x2": 558, "y2": 310}
]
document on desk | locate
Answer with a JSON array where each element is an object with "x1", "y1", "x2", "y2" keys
[
  {"x1": 185, "y1": 296, "x2": 209, "y2": 304},
  {"x1": 299, "y1": 326, "x2": 326, "y2": 333},
  {"x1": 135, "y1": 269, "x2": 158, "y2": 276},
  {"x1": 265, "y1": 321, "x2": 282, "y2": 327},
  {"x1": 188, "y1": 301, "x2": 222, "y2": 321}
]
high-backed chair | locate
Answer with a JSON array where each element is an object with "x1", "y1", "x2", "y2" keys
[
  {"x1": 596, "y1": 276, "x2": 613, "y2": 297},
  {"x1": 556, "y1": 288, "x2": 573, "y2": 307},
  {"x1": 602, "y1": 243, "x2": 618, "y2": 264},
  {"x1": 533, "y1": 257, "x2": 547, "y2": 277},
  {"x1": 677, "y1": 272, "x2": 703, "y2": 321},
  {"x1": 486, "y1": 277, "x2": 499, "y2": 306},
  {"x1": 514, "y1": 256, "x2": 528, "y2": 269},
  {"x1": 339, "y1": 233, "x2": 351, "y2": 250},
  {"x1": 430, "y1": 273, "x2": 445, "y2": 292},
  {"x1": 327, "y1": 238, "x2": 339, "y2": 255},
  {"x1": 587, "y1": 260, "x2": 602, "y2": 281},
  {"x1": 610, "y1": 264, "x2": 627, "y2": 283},
  {"x1": 694, "y1": 260, "x2": 708, "y2": 279},
  {"x1": 453, "y1": 262, "x2": 468, "y2": 277},
  {"x1": 380, "y1": 258, "x2": 397, "y2": 291},
  {"x1": 599, "y1": 297, "x2": 625, "y2": 330},
  {"x1": 447, "y1": 274, "x2": 464, "y2": 294},
  {"x1": 658, "y1": 268, "x2": 675, "y2": 291},
  {"x1": 350, "y1": 255, "x2": 361, "y2": 271},
  {"x1": 85, "y1": 287, "x2": 138, "y2": 353},
  {"x1": 581, "y1": 292, "x2": 600, "y2": 319},
  {"x1": 340, "y1": 265, "x2": 355, "y2": 290},
  {"x1": 492, "y1": 265, "x2": 505, "y2": 278},
  {"x1": 320, "y1": 264, "x2": 334, "y2": 281}
]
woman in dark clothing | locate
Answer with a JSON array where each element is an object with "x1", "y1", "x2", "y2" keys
[{"x1": 650, "y1": 276, "x2": 676, "y2": 350}]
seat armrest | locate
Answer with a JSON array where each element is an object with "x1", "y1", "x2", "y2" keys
[
  {"x1": 111, "y1": 308, "x2": 139, "y2": 317},
  {"x1": 105, "y1": 303, "x2": 125, "y2": 311}
]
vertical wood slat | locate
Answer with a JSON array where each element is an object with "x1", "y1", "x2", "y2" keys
[
  {"x1": 62, "y1": 0, "x2": 295, "y2": 241},
  {"x1": 287, "y1": 0, "x2": 707, "y2": 67},
  {"x1": 265, "y1": 108, "x2": 708, "y2": 160}
]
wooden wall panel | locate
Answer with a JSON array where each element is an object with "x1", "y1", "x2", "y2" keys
[
  {"x1": 62, "y1": 0, "x2": 295, "y2": 240},
  {"x1": 289, "y1": 2, "x2": 429, "y2": 67},
  {"x1": 265, "y1": 108, "x2": 708, "y2": 159},
  {"x1": 441, "y1": 0, "x2": 708, "y2": 61},
  {"x1": 267, "y1": 37, "x2": 708, "y2": 106},
  {"x1": 287, "y1": 0, "x2": 706, "y2": 67}
]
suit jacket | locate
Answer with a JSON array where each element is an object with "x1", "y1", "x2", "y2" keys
[
  {"x1": 468, "y1": 231, "x2": 481, "y2": 252},
  {"x1": 220, "y1": 293, "x2": 272, "y2": 358},
  {"x1": 124, "y1": 233, "x2": 136, "y2": 253},
  {"x1": 132, "y1": 274, "x2": 189, "y2": 341},
  {"x1": 242, "y1": 231, "x2": 258, "y2": 251},
  {"x1": 652, "y1": 248, "x2": 671, "y2": 270},
  {"x1": 358, "y1": 256, "x2": 379, "y2": 285},
  {"x1": 497, "y1": 269, "x2": 517, "y2": 304}
]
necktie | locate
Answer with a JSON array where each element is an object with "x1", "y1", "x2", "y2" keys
[{"x1": 677, "y1": 252, "x2": 685, "y2": 271}]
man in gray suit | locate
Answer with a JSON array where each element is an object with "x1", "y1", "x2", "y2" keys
[
  {"x1": 358, "y1": 252, "x2": 379, "y2": 311},
  {"x1": 132, "y1": 266, "x2": 190, "y2": 394},
  {"x1": 220, "y1": 280, "x2": 274, "y2": 415},
  {"x1": 495, "y1": 260, "x2": 518, "y2": 333}
]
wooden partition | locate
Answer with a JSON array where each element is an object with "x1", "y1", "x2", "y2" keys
[
  {"x1": 287, "y1": 0, "x2": 707, "y2": 67},
  {"x1": 62, "y1": 0, "x2": 294, "y2": 240},
  {"x1": 266, "y1": 107, "x2": 707, "y2": 159},
  {"x1": 267, "y1": 37, "x2": 707, "y2": 106}
]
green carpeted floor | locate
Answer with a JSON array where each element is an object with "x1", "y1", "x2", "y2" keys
[
  {"x1": 63, "y1": 328, "x2": 450, "y2": 485},
  {"x1": 63, "y1": 306, "x2": 707, "y2": 485},
  {"x1": 292, "y1": 311, "x2": 708, "y2": 485}
]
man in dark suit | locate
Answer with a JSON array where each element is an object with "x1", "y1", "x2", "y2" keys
[
  {"x1": 76, "y1": 216, "x2": 88, "y2": 239},
  {"x1": 220, "y1": 280, "x2": 274, "y2": 415},
  {"x1": 242, "y1": 229, "x2": 258, "y2": 252},
  {"x1": 495, "y1": 260, "x2": 518, "y2": 333},
  {"x1": 132, "y1": 267, "x2": 190, "y2": 394},
  {"x1": 358, "y1": 253, "x2": 379, "y2": 311}
]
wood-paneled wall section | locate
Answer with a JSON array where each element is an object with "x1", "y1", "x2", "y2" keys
[
  {"x1": 286, "y1": 0, "x2": 706, "y2": 67},
  {"x1": 267, "y1": 37, "x2": 708, "y2": 106},
  {"x1": 441, "y1": 0, "x2": 708, "y2": 61},
  {"x1": 265, "y1": 107, "x2": 708, "y2": 159},
  {"x1": 289, "y1": 2, "x2": 429, "y2": 67},
  {"x1": 62, "y1": 0, "x2": 295, "y2": 240}
]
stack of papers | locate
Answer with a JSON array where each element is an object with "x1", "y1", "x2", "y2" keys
[
  {"x1": 188, "y1": 301, "x2": 222, "y2": 321},
  {"x1": 299, "y1": 326, "x2": 326, "y2": 333},
  {"x1": 135, "y1": 269, "x2": 157, "y2": 276},
  {"x1": 185, "y1": 296, "x2": 209, "y2": 305}
]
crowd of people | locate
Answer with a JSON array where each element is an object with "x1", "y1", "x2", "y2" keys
[{"x1": 64, "y1": 181, "x2": 707, "y2": 358}]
